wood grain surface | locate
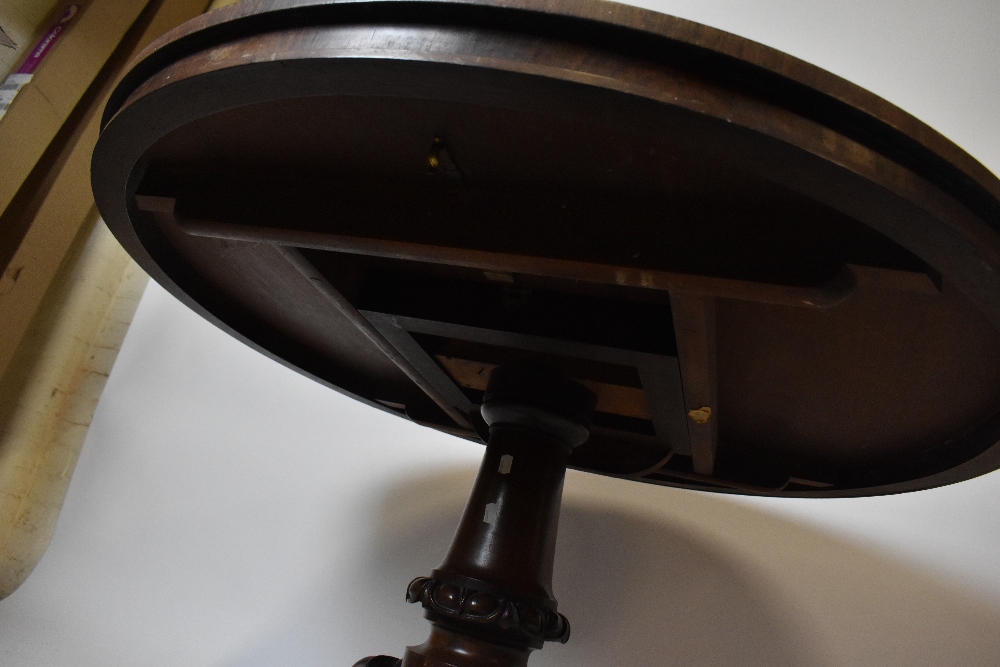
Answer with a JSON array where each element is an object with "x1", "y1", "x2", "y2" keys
[{"x1": 92, "y1": 0, "x2": 1000, "y2": 497}]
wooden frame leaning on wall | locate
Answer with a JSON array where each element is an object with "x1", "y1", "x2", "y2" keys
[{"x1": 0, "y1": 0, "x2": 217, "y2": 599}]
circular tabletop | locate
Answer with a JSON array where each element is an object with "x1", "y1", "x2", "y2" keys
[{"x1": 92, "y1": 0, "x2": 1000, "y2": 497}]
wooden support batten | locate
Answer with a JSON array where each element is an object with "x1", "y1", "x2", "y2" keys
[{"x1": 669, "y1": 293, "x2": 718, "y2": 475}]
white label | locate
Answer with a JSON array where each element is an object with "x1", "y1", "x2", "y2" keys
[
  {"x1": 0, "y1": 73, "x2": 32, "y2": 120},
  {"x1": 483, "y1": 502, "x2": 499, "y2": 525}
]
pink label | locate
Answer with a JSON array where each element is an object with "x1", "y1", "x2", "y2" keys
[{"x1": 16, "y1": 4, "x2": 79, "y2": 75}]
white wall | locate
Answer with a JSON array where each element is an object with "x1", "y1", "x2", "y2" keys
[{"x1": 2, "y1": 0, "x2": 999, "y2": 664}]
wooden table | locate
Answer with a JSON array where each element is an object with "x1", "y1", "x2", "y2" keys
[{"x1": 91, "y1": 1, "x2": 1000, "y2": 664}]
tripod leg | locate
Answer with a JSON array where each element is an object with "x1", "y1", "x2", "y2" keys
[{"x1": 353, "y1": 657, "x2": 402, "y2": 667}]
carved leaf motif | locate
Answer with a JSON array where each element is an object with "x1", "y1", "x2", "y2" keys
[
  {"x1": 404, "y1": 574, "x2": 571, "y2": 644},
  {"x1": 497, "y1": 600, "x2": 518, "y2": 631}
]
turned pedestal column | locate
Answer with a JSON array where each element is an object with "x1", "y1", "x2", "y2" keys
[{"x1": 356, "y1": 367, "x2": 596, "y2": 667}]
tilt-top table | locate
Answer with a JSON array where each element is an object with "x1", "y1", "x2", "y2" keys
[{"x1": 91, "y1": 1, "x2": 1000, "y2": 665}]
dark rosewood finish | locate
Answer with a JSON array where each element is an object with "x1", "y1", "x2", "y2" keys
[
  {"x1": 90, "y1": 1, "x2": 1000, "y2": 662},
  {"x1": 399, "y1": 367, "x2": 593, "y2": 666},
  {"x1": 93, "y1": 0, "x2": 1000, "y2": 497}
]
